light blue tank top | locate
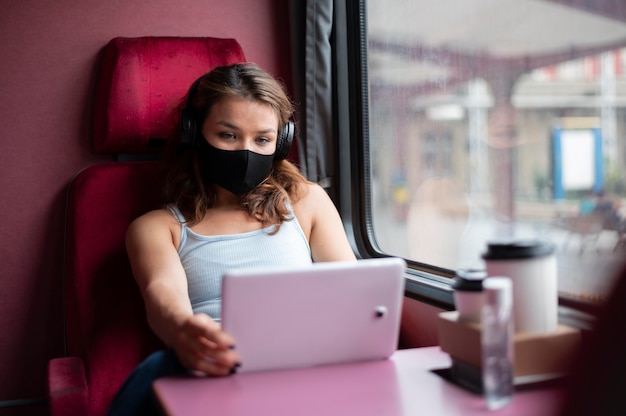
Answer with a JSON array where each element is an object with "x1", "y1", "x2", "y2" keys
[{"x1": 168, "y1": 204, "x2": 312, "y2": 322}]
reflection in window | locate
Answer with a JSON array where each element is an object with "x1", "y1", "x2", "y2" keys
[{"x1": 366, "y1": 0, "x2": 626, "y2": 304}]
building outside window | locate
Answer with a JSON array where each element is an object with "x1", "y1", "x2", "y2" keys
[{"x1": 363, "y1": 0, "x2": 626, "y2": 306}]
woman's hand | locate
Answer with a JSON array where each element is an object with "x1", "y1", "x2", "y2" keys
[{"x1": 172, "y1": 313, "x2": 241, "y2": 376}]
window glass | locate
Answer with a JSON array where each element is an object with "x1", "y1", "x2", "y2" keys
[{"x1": 366, "y1": 0, "x2": 626, "y2": 304}]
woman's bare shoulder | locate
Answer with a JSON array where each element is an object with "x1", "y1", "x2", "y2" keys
[
  {"x1": 291, "y1": 182, "x2": 331, "y2": 214},
  {"x1": 292, "y1": 182, "x2": 339, "y2": 224},
  {"x1": 296, "y1": 181, "x2": 328, "y2": 202},
  {"x1": 127, "y1": 208, "x2": 179, "y2": 235},
  {"x1": 133, "y1": 207, "x2": 176, "y2": 222}
]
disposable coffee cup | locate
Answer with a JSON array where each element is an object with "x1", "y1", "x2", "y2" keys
[
  {"x1": 482, "y1": 240, "x2": 557, "y2": 334},
  {"x1": 452, "y1": 269, "x2": 486, "y2": 324}
]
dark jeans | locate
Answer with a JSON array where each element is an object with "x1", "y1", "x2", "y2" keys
[{"x1": 108, "y1": 349, "x2": 186, "y2": 416}]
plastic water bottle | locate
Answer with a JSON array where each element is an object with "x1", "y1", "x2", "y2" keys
[{"x1": 481, "y1": 277, "x2": 514, "y2": 410}]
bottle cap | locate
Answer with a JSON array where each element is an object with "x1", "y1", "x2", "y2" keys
[
  {"x1": 452, "y1": 269, "x2": 486, "y2": 292},
  {"x1": 483, "y1": 277, "x2": 512, "y2": 309},
  {"x1": 482, "y1": 239, "x2": 555, "y2": 260}
]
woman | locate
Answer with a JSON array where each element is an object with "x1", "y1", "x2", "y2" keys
[{"x1": 108, "y1": 63, "x2": 355, "y2": 415}]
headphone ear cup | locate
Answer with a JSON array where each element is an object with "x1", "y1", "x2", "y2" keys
[
  {"x1": 275, "y1": 121, "x2": 294, "y2": 160},
  {"x1": 180, "y1": 76, "x2": 204, "y2": 148},
  {"x1": 180, "y1": 108, "x2": 196, "y2": 147}
]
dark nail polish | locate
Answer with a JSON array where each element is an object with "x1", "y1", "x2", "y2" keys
[
  {"x1": 234, "y1": 361, "x2": 242, "y2": 368},
  {"x1": 228, "y1": 344, "x2": 236, "y2": 350},
  {"x1": 229, "y1": 367, "x2": 238, "y2": 375}
]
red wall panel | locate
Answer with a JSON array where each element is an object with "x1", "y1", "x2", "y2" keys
[{"x1": 0, "y1": 0, "x2": 291, "y2": 411}]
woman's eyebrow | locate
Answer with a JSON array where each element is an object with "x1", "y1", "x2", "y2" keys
[
  {"x1": 216, "y1": 120, "x2": 240, "y2": 130},
  {"x1": 216, "y1": 120, "x2": 277, "y2": 135}
]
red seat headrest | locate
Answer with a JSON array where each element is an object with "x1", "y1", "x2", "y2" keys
[{"x1": 93, "y1": 37, "x2": 246, "y2": 153}]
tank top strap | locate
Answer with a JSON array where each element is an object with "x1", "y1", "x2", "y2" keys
[
  {"x1": 285, "y1": 201, "x2": 296, "y2": 218},
  {"x1": 167, "y1": 204, "x2": 187, "y2": 224},
  {"x1": 167, "y1": 204, "x2": 188, "y2": 249}
]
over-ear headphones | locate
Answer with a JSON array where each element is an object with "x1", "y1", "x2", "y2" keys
[
  {"x1": 275, "y1": 120, "x2": 294, "y2": 161},
  {"x1": 179, "y1": 77, "x2": 201, "y2": 148},
  {"x1": 180, "y1": 76, "x2": 294, "y2": 160}
]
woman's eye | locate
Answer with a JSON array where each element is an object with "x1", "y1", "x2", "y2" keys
[
  {"x1": 257, "y1": 136, "x2": 272, "y2": 144},
  {"x1": 219, "y1": 132, "x2": 236, "y2": 139}
]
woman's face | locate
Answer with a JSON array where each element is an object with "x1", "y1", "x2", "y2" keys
[{"x1": 201, "y1": 97, "x2": 279, "y2": 156}]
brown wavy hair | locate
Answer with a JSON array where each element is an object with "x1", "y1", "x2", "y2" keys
[{"x1": 163, "y1": 63, "x2": 309, "y2": 229}]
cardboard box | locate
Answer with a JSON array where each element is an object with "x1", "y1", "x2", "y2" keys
[{"x1": 437, "y1": 311, "x2": 581, "y2": 377}]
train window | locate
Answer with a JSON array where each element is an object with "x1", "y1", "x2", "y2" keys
[{"x1": 340, "y1": 0, "x2": 626, "y2": 308}]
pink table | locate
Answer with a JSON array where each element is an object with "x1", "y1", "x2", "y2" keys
[{"x1": 153, "y1": 346, "x2": 564, "y2": 415}]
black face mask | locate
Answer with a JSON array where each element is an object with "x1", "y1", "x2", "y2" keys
[{"x1": 197, "y1": 138, "x2": 274, "y2": 195}]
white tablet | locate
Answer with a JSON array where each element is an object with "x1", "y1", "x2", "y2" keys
[{"x1": 221, "y1": 257, "x2": 406, "y2": 373}]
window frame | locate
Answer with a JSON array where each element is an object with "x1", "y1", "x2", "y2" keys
[{"x1": 332, "y1": 0, "x2": 455, "y2": 310}]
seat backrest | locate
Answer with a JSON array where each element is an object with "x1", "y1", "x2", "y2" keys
[{"x1": 64, "y1": 36, "x2": 245, "y2": 416}]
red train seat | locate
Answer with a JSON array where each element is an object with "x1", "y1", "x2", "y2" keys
[{"x1": 46, "y1": 36, "x2": 245, "y2": 416}]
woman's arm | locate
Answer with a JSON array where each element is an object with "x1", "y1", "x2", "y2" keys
[
  {"x1": 126, "y1": 209, "x2": 240, "y2": 375},
  {"x1": 296, "y1": 183, "x2": 357, "y2": 262}
]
